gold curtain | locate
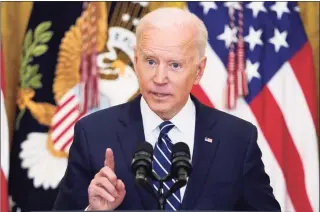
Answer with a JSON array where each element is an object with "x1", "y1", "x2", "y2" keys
[
  {"x1": 1, "y1": 2, "x2": 319, "y2": 145},
  {"x1": 1, "y1": 2, "x2": 33, "y2": 143},
  {"x1": 299, "y1": 2, "x2": 320, "y2": 138}
]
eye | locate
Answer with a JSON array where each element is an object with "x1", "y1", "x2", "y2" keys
[
  {"x1": 170, "y1": 62, "x2": 181, "y2": 70},
  {"x1": 147, "y1": 59, "x2": 156, "y2": 66}
]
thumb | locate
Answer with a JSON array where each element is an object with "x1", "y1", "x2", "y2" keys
[{"x1": 104, "y1": 148, "x2": 115, "y2": 171}]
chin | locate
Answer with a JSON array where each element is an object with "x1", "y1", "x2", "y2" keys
[{"x1": 147, "y1": 99, "x2": 171, "y2": 117}]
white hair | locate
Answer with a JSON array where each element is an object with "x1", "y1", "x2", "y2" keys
[{"x1": 135, "y1": 7, "x2": 208, "y2": 58}]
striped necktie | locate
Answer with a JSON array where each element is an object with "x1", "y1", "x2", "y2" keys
[{"x1": 152, "y1": 121, "x2": 182, "y2": 211}]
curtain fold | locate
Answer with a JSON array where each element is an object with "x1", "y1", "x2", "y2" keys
[
  {"x1": 1, "y1": 2, "x2": 33, "y2": 144},
  {"x1": 299, "y1": 2, "x2": 319, "y2": 138}
]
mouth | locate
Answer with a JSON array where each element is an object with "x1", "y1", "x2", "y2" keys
[{"x1": 150, "y1": 92, "x2": 171, "y2": 100}]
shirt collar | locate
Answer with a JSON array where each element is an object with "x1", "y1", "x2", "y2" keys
[
  {"x1": 140, "y1": 96, "x2": 163, "y2": 135},
  {"x1": 170, "y1": 96, "x2": 195, "y2": 133},
  {"x1": 140, "y1": 95, "x2": 195, "y2": 134}
]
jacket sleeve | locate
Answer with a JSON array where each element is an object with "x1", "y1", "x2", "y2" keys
[
  {"x1": 52, "y1": 120, "x2": 93, "y2": 210},
  {"x1": 240, "y1": 125, "x2": 281, "y2": 211}
]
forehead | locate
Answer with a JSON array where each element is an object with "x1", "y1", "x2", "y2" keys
[{"x1": 137, "y1": 26, "x2": 198, "y2": 60}]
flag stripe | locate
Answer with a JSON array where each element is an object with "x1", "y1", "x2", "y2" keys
[
  {"x1": 52, "y1": 110, "x2": 79, "y2": 142},
  {"x1": 56, "y1": 86, "x2": 76, "y2": 105},
  {"x1": 0, "y1": 91, "x2": 9, "y2": 178},
  {"x1": 1, "y1": 53, "x2": 5, "y2": 94},
  {"x1": 1, "y1": 41, "x2": 9, "y2": 212},
  {"x1": 54, "y1": 126, "x2": 75, "y2": 150},
  {"x1": 1, "y1": 170, "x2": 8, "y2": 212},
  {"x1": 191, "y1": 84, "x2": 215, "y2": 108},
  {"x1": 55, "y1": 95, "x2": 76, "y2": 113},
  {"x1": 199, "y1": 44, "x2": 228, "y2": 110},
  {"x1": 64, "y1": 140, "x2": 73, "y2": 153},
  {"x1": 289, "y1": 43, "x2": 318, "y2": 132},
  {"x1": 60, "y1": 136, "x2": 74, "y2": 151},
  {"x1": 267, "y1": 62, "x2": 319, "y2": 212},
  {"x1": 250, "y1": 87, "x2": 313, "y2": 212},
  {"x1": 51, "y1": 101, "x2": 79, "y2": 131}
]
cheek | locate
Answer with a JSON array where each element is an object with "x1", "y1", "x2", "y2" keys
[
  {"x1": 136, "y1": 66, "x2": 152, "y2": 89},
  {"x1": 170, "y1": 72, "x2": 195, "y2": 92}
]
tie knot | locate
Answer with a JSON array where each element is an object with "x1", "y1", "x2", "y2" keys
[{"x1": 159, "y1": 121, "x2": 174, "y2": 135}]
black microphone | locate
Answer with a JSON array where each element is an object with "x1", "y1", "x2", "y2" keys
[
  {"x1": 170, "y1": 142, "x2": 192, "y2": 193},
  {"x1": 131, "y1": 142, "x2": 153, "y2": 183},
  {"x1": 131, "y1": 142, "x2": 160, "y2": 208}
]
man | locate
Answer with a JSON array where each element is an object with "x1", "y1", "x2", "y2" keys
[{"x1": 53, "y1": 8, "x2": 281, "y2": 211}]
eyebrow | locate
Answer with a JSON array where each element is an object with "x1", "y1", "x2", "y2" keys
[
  {"x1": 139, "y1": 50, "x2": 187, "y2": 63},
  {"x1": 139, "y1": 49, "x2": 155, "y2": 58}
]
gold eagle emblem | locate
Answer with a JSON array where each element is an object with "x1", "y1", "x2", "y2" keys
[{"x1": 17, "y1": 2, "x2": 186, "y2": 157}]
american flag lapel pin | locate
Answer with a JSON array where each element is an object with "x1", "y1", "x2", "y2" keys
[{"x1": 205, "y1": 137, "x2": 213, "y2": 143}]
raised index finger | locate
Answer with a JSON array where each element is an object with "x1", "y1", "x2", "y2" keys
[{"x1": 104, "y1": 148, "x2": 115, "y2": 171}]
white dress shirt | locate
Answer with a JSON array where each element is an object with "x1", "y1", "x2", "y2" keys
[{"x1": 140, "y1": 95, "x2": 196, "y2": 202}]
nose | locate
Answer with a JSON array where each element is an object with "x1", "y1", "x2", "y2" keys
[{"x1": 153, "y1": 64, "x2": 168, "y2": 84}]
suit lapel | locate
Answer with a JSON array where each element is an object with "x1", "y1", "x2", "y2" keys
[
  {"x1": 181, "y1": 96, "x2": 221, "y2": 209},
  {"x1": 116, "y1": 95, "x2": 158, "y2": 209},
  {"x1": 117, "y1": 95, "x2": 221, "y2": 209}
]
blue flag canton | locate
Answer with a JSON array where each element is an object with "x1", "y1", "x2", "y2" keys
[{"x1": 188, "y1": 1, "x2": 308, "y2": 103}]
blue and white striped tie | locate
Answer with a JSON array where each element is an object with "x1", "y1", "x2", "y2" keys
[{"x1": 152, "y1": 121, "x2": 182, "y2": 211}]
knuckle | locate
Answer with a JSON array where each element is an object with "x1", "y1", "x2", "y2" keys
[
  {"x1": 90, "y1": 179, "x2": 95, "y2": 186},
  {"x1": 109, "y1": 175, "x2": 117, "y2": 182},
  {"x1": 95, "y1": 172, "x2": 100, "y2": 178},
  {"x1": 101, "y1": 167, "x2": 110, "y2": 176},
  {"x1": 99, "y1": 168, "x2": 106, "y2": 175},
  {"x1": 109, "y1": 187, "x2": 116, "y2": 194},
  {"x1": 88, "y1": 186, "x2": 95, "y2": 195}
]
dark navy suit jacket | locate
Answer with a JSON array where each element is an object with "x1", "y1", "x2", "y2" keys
[{"x1": 53, "y1": 95, "x2": 281, "y2": 211}]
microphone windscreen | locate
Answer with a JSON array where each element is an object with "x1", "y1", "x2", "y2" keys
[
  {"x1": 172, "y1": 142, "x2": 190, "y2": 157},
  {"x1": 135, "y1": 141, "x2": 153, "y2": 154}
]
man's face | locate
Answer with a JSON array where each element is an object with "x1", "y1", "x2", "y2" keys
[{"x1": 134, "y1": 26, "x2": 206, "y2": 119}]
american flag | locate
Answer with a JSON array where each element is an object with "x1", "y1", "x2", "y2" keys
[
  {"x1": 1, "y1": 42, "x2": 9, "y2": 212},
  {"x1": 188, "y1": 2, "x2": 319, "y2": 212}
]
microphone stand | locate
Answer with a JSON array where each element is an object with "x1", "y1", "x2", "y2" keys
[
  {"x1": 135, "y1": 172, "x2": 187, "y2": 210},
  {"x1": 158, "y1": 179, "x2": 165, "y2": 210}
]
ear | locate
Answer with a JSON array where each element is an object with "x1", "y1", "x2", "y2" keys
[
  {"x1": 194, "y1": 56, "x2": 207, "y2": 85},
  {"x1": 133, "y1": 46, "x2": 138, "y2": 76}
]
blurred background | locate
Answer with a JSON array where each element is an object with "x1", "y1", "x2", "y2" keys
[{"x1": 1, "y1": 1, "x2": 319, "y2": 212}]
